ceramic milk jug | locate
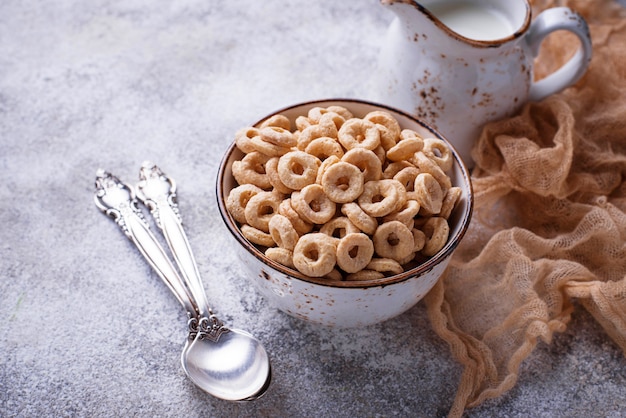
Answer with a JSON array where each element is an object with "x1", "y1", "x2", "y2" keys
[{"x1": 375, "y1": 0, "x2": 593, "y2": 166}]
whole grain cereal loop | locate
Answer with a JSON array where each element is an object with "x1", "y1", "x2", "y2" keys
[
  {"x1": 265, "y1": 247, "x2": 295, "y2": 269},
  {"x1": 226, "y1": 184, "x2": 264, "y2": 224},
  {"x1": 259, "y1": 114, "x2": 292, "y2": 130},
  {"x1": 338, "y1": 118, "x2": 381, "y2": 151},
  {"x1": 319, "y1": 216, "x2": 360, "y2": 239},
  {"x1": 305, "y1": 136, "x2": 344, "y2": 161},
  {"x1": 279, "y1": 198, "x2": 313, "y2": 235},
  {"x1": 326, "y1": 105, "x2": 353, "y2": 120},
  {"x1": 291, "y1": 184, "x2": 336, "y2": 224},
  {"x1": 232, "y1": 151, "x2": 272, "y2": 190},
  {"x1": 292, "y1": 233, "x2": 337, "y2": 277},
  {"x1": 345, "y1": 269, "x2": 384, "y2": 281},
  {"x1": 421, "y1": 217, "x2": 450, "y2": 256},
  {"x1": 248, "y1": 135, "x2": 292, "y2": 157},
  {"x1": 295, "y1": 115, "x2": 313, "y2": 131},
  {"x1": 414, "y1": 172, "x2": 444, "y2": 215},
  {"x1": 341, "y1": 148, "x2": 382, "y2": 182},
  {"x1": 244, "y1": 190, "x2": 283, "y2": 232},
  {"x1": 265, "y1": 157, "x2": 293, "y2": 194},
  {"x1": 235, "y1": 127, "x2": 261, "y2": 154},
  {"x1": 410, "y1": 151, "x2": 452, "y2": 189},
  {"x1": 357, "y1": 179, "x2": 407, "y2": 218},
  {"x1": 341, "y1": 202, "x2": 378, "y2": 235},
  {"x1": 400, "y1": 128, "x2": 423, "y2": 141},
  {"x1": 319, "y1": 111, "x2": 346, "y2": 130},
  {"x1": 393, "y1": 166, "x2": 421, "y2": 192},
  {"x1": 268, "y1": 214, "x2": 299, "y2": 251},
  {"x1": 315, "y1": 155, "x2": 340, "y2": 184},
  {"x1": 321, "y1": 161, "x2": 364, "y2": 204},
  {"x1": 241, "y1": 224, "x2": 275, "y2": 247},
  {"x1": 277, "y1": 150, "x2": 320, "y2": 190},
  {"x1": 440, "y1": 187, "x2": 462, "y2": 219},
  {"x1": 364, "y1": 110, "x2": 401, "y2": 151},
  {"x1": 383, "y1": 161, "x2": 414, "y2": 179},
  {"x1": 373, "y1": 220, "x2": 414, "y2": 261},
  {"x1": 325, "y1": 268, "x2": 343, "y2": 281},
  {"x1": 423, "y1": 137, "x2": 453, "y2": 171},
  {"x1": 297, "y1": 122, "x2": 337, "y2": 150},
  {"x1": 412, "y1": 228, "x2": 426, "y2": 252},
  {"x1": 373, "y1": 145, "x2": 386, "y2": 165},
  {"x1": 336, "y1": 233, "x2": 375, "y2": 273},
  {"x1": 367, "y1": 258, "x2": 403, "y2": 275},
  {"x1": 396, "y1": 251, "x2": 417, "y2": 266},
  {"x1": 260, "y1": 126, "x2": 297, "y2": 148},
  {"x1": 386, "y1": 137, "x2": 424, "y2": 161},
  {"x1": 383, "y1": 199, "x2": 420, "y2": 227}
]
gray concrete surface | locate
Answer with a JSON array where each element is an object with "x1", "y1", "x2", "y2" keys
[{"x1": 1, "y1": 1, "x2": 625, "y2": 417}]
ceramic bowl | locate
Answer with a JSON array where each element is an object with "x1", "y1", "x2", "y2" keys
[{"x1": 216, "y1": 99, "x2": 473, "y2": 327}]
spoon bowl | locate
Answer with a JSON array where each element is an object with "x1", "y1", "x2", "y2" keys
[{"x1": 182, "y1": 329, "x2": 271, "y2": 401}]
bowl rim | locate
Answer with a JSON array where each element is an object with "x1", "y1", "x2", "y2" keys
[{"x1": 216, "y1": 98, "x2": 473, "y2": 289}]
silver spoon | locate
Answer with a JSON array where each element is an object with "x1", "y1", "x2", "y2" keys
[
  {"x1": 95, "y1": 169, "x2": 271, "y2": 401},
  {"x1": 135, "y1": 162, "x2": 271, "y2": 400}
]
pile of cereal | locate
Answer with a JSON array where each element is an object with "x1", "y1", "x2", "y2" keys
[{"x1": 225, "y1": 105, "x2": 462, "y2": 280}]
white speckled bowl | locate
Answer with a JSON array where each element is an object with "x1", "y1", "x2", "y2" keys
[{"x1": 217, "y1": 99, "x2": 473, "y2": 327}]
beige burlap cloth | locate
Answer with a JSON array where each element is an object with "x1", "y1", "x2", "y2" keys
[{"x1": 423, "y1": 1, "x2": 626, "y2": 416}]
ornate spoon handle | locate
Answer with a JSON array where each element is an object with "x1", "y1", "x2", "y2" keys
[
  {"x1": 136, "y1": 162, "x2": 225, "y2": 337},
  {"x1": 94, "y1": 169, "x2": 199, "y2": 320}
]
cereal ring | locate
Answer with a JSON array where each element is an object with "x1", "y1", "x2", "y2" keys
[
  {"x1": 412, "y1": 228, "x2": 426, "y2": 252},
  {"x1": 305, "y1": 136, "x2": 344, "y2": 160},
  {"x1": 340, "y1": 202, "x2": 378, "y2": 235},
  {"x1": 244, "y1": 190, "x2": 283, "y2": 232},
  {"x1": 326, "y1": 105, "x2": 353, "y2": 120},
  {"x1": 400, "y1": 128, "x2": 423, "y2": 141},
  {"x1": 268, "y1": 214, "x2": 299, "y2": 251},
  {"x1": 321, "y1": 161, "x2": 364, "y2": 203},
  {"x1": 410, "y1": 151, "x2": 452, "y2": 189},
  {"x1": 319, "y1": 111, "x2": 346, "y2": 130},
  {"x1": 297, "y1": 123, "x2": 337, "y2": 150},
  {"x1": 364, "y1": 110, "x2": 401, "y2": 151},
  {"x1": 367, "y1": 258, "x2": 403, "y2": 275},
  {"x1": 265, "y1": 157, "x2": 293, "y2": 194},
  {"x1": 337, "y1": 118, "x2": 381, "y2": 150},
  {"x1": 315, "y1": 155, "x2": 340, "y2": 184},
  {"x1": 231, "y1": 151, "x2": 272, "y2": 189},
  {"x1": 291, "y1": 184, "x2": 336, "y2": 224},
  {"x1": 440, "y1": 187, "x2": 462, "y2": 219},
  {"x1": 386, "y1": 137, "x2": 424, "y2": 161},
  {"x1": 357, "y1": 179, "x2": 406, "y2": 217},
  {"x1": 234, "y1": 127, "x2": 261, "y2": 154},
  {"x1": 383, "y1": 199, "x2": 420, "y2": 227},
  {"x1": 421, "y1": 217, "x2": 450, "y2": 256},
  {"x1": 341, "y1": 148, "x2": 382, "y2": 182},
  {"x1": 248, "y1": 135, "x2": 292, "y2": 157},
  {"x1": 336, "y1": 233, "x2": 374, "y2": 273},
  {"x1": 226, "y1": 184, "x2": 264, "y2": 224},
  {"x1": 279, "y1": 198, "x2": 313, "y2": 235},
  {"x1": 292, "y1": 233, "x2": 337, "y2": 277},
  {"x1": 259, "y1": 114, "x2": 292, "y2": 130},
  {"x1": 295, "y1": 115, "x2": 314, "y2": 131},
  {"x1": 265, "y1": 247, "x2": 295, "y2": 269},
  {"x1": 319, "y1": 216, "x2": 360, "y2": 239},
  {"x1": 383, "y1": 161, "x2": 415, "y2": 179},
  {"x1": 373, "y1": 220, "x2": 414, "y2": 261},
  {"x1": 346, "y1": 269, "x2": 384, "y2": 281},
  {"x1": 260, "y1": 126, "x2": 297, "y2": 148},
  {"x1": 241, "y1": 224, "x2": 275, "y2": 247},
  {"x1": 414, "y1": 173, "x2": 444, "y2": 215},
  {"x1": 277, "y1": 151, "x2": 320, "y2": 190},
  {"x1": 393, "y1": 166, "x2": 421, "y2": 192},
  {"x1": 423, "y1": 137, "x2": 453, "y2": 171},
  {"x1": 325, "y1": 268, "x2": 344, "y2": 281}
]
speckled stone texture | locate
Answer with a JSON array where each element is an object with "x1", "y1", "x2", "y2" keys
[{"x1": 1, "y1": 1, "x2": 625, "y2": 417}]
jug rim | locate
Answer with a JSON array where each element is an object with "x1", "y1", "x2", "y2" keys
[{"x1": 383, "y1": 0, "x2": 532, "y2": 47}]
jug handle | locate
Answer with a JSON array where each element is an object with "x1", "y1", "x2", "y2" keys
[{"x1": 526, "y1": 7, "x2": 593, "y2": 102}]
